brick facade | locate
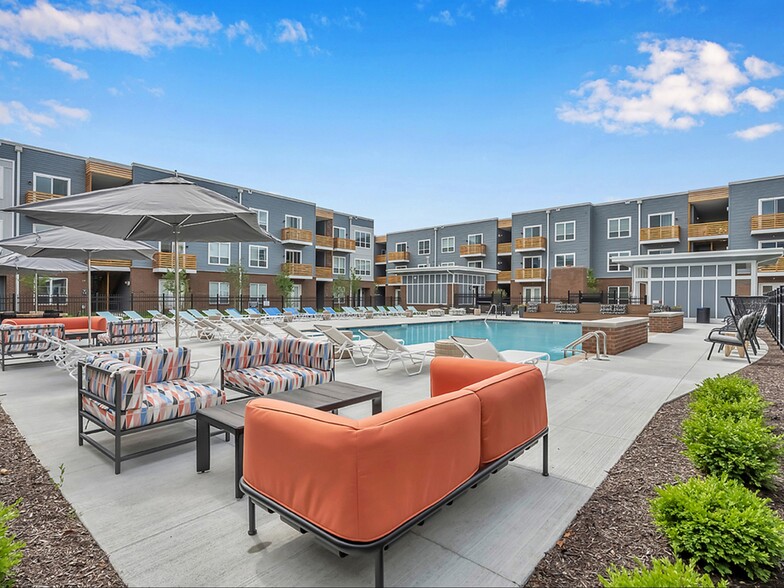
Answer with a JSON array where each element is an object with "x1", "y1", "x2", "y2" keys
[
  {"x1": 548, "y1": 267, "x2": 587, "y2": 302},
  {"x1": 648, "y1": 312, "x2": 684, "y2": 333},
  {"x1": 581, "y1": 317, "x2": 649, "y2": 355}
]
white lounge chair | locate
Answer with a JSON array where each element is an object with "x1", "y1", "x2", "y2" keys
[
  {"x1": 449, "y1": 336, "x2": 550, "y2": 379},
  {"x1": 279, "y1": 323, "x2": 323, "y2": 339},
  {"x1": 359, "y1": 329, "x2": 435, "y2": 376},
  {"x1": 313, "y1": 324, "x2": 374, "y2": 366}
]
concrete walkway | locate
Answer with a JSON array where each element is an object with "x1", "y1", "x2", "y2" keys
[{"x1": 0, "y1": 321, "x2": 764, "y2": 587}]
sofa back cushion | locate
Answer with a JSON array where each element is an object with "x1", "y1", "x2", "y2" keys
[
  {"x1": 1, "y1": 324, "x2": 66, "y2": 353},
  {"x1": 108, "y1": 347, "x2": 190, "y2": 384},
  {"x1": 85, "y1": 355, "x2": 145, "y2": 410},
  {"x1": 280, "y1": 337, "x2": 334, "y2": 372},
  {"x1": 221, "y1": 338, "x2": 283, "y2": 372},
  {"x1": 4, "y1": 317, "x2": 107, "y2": 332},
  {"x1": 243, "y1": 390, "x2": 480, "y2": 543}
]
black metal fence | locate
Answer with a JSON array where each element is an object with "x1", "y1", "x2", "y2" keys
[
  {"x1": 567, "y1": 290, "x2": 647, "y2": 305},
  {"x1": 766, "y1": 286, "x2": 784, "y2": 350}
]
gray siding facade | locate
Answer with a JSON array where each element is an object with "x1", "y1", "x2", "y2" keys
[
  {"x1": 729, "y1": 176, "x2": 784, "y2": 250},
  {"x1": 591, "y1": 201, "x2": 638, "y2": 278},
  {"x1": 639, "y1": 192, "x2": 689, "y2": 253}
]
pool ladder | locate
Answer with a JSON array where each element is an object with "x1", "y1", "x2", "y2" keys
[
  {"x1": 485, "y1": 304, "x2": 501, "y2": 323},
  {"x1": 563, "y1": 330, "x2": 610, "y2": 361}
]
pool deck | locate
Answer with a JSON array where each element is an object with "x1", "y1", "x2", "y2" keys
[{"x1": 0, "y1": 318, "x2": 766, "y2": 587}]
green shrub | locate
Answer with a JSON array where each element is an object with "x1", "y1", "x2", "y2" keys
[
  {"x1": 682, "y1": 412, "x2": 783, "y2": 489},
  {"x1": 689, "y1": 375, "x2": 764, "y2": 419},
  {"x1": 599, "y1": 558, "x2": 727, "y2": 587},
  {"x1": 650, "y1": 476, "x2": 784, "y2": 581},
  {"x1": 0, "y1": 500, "x2": 24, "y2": 588}
]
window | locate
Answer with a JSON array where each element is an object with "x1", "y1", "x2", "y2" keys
[
  {"x1": 395, "y1": 242, "x2": 407, "y2": 252},
  {"x1": 554, "y1": 221, "x2": 576, "y2": 242},
  {"x1": 354, "y1": 258, "x2": 371, "y2": 277},
  {"x1": 333, "y1": 256, "x2": 346, "y2": 275},
  {"x1": 441, "y1": 236, "x2": 455, "y2": 253},
  {"x1": 760, "y1": 239, "x2": 784, "y2": 249},
  {"x1": 160, "y1": 241, "x2": 186, "y2": 254},
  {"x1": 208, "y1": 242, "x2": 230, "y2": 265},
  {"x1": 523, "y1": 256, "x2": 542, "y2": 269},
  {"x1": 209, "y1": 282, "x2": 229, "y2": 304},
  {"x1": 38, "y1": 277, "x2": 67, "y2": 304},
  {"x1": 250, "y1": 208, "x2": 268, "y2": 232},
  {"x1": 0, "y1": 159, "x2": 12, "y2": 202},
  {"x1": 248, "y1": 245, "x2": 268, "y2": 269},
  {"x1": 33, "y1": 173, "x2": 70, "y2": 196},
  {"x1": 608, "y1": 286, "x2": 630, "y2": 303},
  {"x1": 523, "y1": 286, "x2": 542, "y2": 302},
  {"x1": 647, "y1": 248, "x2": 675, "y2": 255},
  {"x1": 284, "y1": 215, "x2": 302, "y2": 229},
  {"x1": 467, "y1": 260, "x2": 483, "y2": 268},
  {"x1": 249, "y1": 283, "x2": 267, "y2": 305},
  {"x1": 417, "y1": 263, "x2": 428, "y2": 268},
  {"x1": 522, "y1": 225, "x2": 541, "y2": 238},
  {"x1": 467, "y1": 234, "x2": 483, "y2": 245},
  {"x1": 608, "y1": 251, "x2": 631, "y2": 272},
  {"x1": 333, "y1": 226, "x2": 347, "y2": 239},
  {"x1": 284, "y1": 249, "x2": 302, "y2": 264},
  {"x1": 354, "y1": 229, "x2": 371, "y2": 249},
  {"x1": 554, "y1": 253, "x2": 576, "y2": 267},
  {"x1": 648, "y1": 212, "x2": 675, "y2": 228},
  {"x1": 440, "y1": 262, "x2": 455, "y2": 266},
  {"x1": 760, "y1": 197, "x2": 784, "y2": 215},
  {"x1": 418, "y1": 239, "x2": 431, "y2": 255},
  {"x1": 608, "y1": 217, "x2": 631, "y2": 239}
]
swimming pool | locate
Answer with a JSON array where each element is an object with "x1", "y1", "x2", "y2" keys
[{"x1": 352, "y1": 320, "x2": 582, "y2": 357}]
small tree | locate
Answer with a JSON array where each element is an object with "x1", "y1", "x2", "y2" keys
[
  {"x1": 274, "y1": 269, "x2": 294, "y2": 306},
  {"x1": 224, "y1": 263, "x2": 246, "y2": 306},
  {"x1": 19, "y1": 274, "x2": 48, "y2": 297},
  {"x1": 162, "y1": 268, "x2": 190, "y2": 308},
  {"x1": 333, "y1": 269, "x2": 362, "y2": 306},
  {"x1": 586, "y1": 268, "x2": 599, "y2": 292}
]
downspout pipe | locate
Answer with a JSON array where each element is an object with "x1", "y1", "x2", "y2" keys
[
  {"x1": 14, "y1": 145, "x2": 22, "y2": 311},
  {"x1": 433, "y1": 226, "x2": 438, "y2": 267},
  {"x1": 545, "y1": 209, "x2": 551, "y2": 303}
]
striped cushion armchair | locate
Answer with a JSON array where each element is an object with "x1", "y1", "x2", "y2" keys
[
  {"x1": 0, "y1": 323, "x2": 66, "y2": 371},
  {"x1": 97, "y1": 319, "x2": 159, "y2": 346},
  {"x1": 221, "y1": 337, "x2": 334, "y2": 396},
  {"x1": 78, "y1": 346, "x2": 226, "y2": 473}
]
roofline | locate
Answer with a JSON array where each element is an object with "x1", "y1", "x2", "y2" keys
[
  {"x1": 0, "y1": 139, "x2": 126, "y2": 167},
  {"x1": 388, "y1": 266, "x2": 499, "y2": 275},
  {"x1": 385, "y1": 217, "x2": 500, "y2": 238},
  {"x1": 614, "y1": 248, "x2": 784, "y2": 265},
  {"x1": 730, "y1": 173, "x2": 784, "y2": 186}
]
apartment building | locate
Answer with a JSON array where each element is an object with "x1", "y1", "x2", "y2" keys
[{"x1": 0, "y1": 140, "x2": 375, "y2": 309}]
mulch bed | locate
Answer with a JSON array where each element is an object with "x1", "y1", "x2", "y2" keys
[
  {"x1": 526, "y1": 333, "x2": 784, "y2": 587},
  {"x1": 0, "y1": 403, "x2": 124, "y2": 587}
]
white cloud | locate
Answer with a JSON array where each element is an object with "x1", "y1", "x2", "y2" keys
[
  {"x1": 736, "y1": 87, "x2": 783, "y2": 112},
  {"x1": 558, "y1": 37, "x2": 784, "y2": 133},
  {"x1": 310, "y1": 9, "x2": 364, "y2": 31},
  {"x1": 0, "y1": 99, "x2": 90, "y2": 134},
  {"x1": 658, "y1": 0, "x2": 681, "y2": 13},
  {"x1": 733, "y1": 123, "x2": 783, "y2": 141},
  {"x1": 226, "y1": 20, "x2": 265, "y2": 52},
  {"x1": 275, "y1": 19, "x2": 308, "y2": 44},
  {"x1": 0, "y1": 0, "x2": 221, "y2": 57},
  {"x1": 46, "y1": 57, "x2": 88, "y2": 80},
  {"x1": 429, "y1": 10, "x2": 455, "y2": 26},
  {"x1": 744, "y1": 56, "x2": 782, "y2": 80},
  {"x1": 493, "y1": 0, "x2": 509, "y2": 13}
]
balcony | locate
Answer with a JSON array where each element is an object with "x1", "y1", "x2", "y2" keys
[
  {"x1": 333, "y1": 237, "x2": 356, "y2": 252},
  {"x1": 374, "y1": 276, "x2": 387, "y2": 286},
  {"x1": 315, "y1": 266, "x2": 332, "y2": 281},
  {"x1": 25, "y1": 191, "x2": 64, "y2": 204},
  {"x1": 375, "y1": 254, "x2": 387, "y2": 265},
  {"x1": 387, "y1": 251, "x2": 410, "y2": 263},
  {"x1": 90, "y1": 259, "x2": 132, "y2": 269},
  {"x1": 152, "y1": 252, "x2": 198, "y2": 272},
  {"x1": 315, "y1": 234, "x2": 333, "y2": 249},
  {"x1": 387, "y1": 275, "x2": 402, "y2": 285},
  {"x1": 514, "y1": 237, "x2": 547, "y2": 252},
  {"x1": 514, "y1": 268, "x2": 546, "y2": 282},
  {"x1": 759, "y1": 256, "x2": 784, "y2": 274},
  {"x1": 497, "y1": 270, "x2": 512, "y2": 283},
  {"x1": 688, "y1": 187, "x2": 729, "y2": 203},
  {"x1": 497, "y1": 242, "x2": 512, "y2": 256},
  {"x1": 688, "y1": 221, "x2": 728, "y2": 240},
  {"x1": 639, "y1": 225, "x2": 680, "y2": 243},
  {"x1": 281, "y1": 263, "x2": 313, "y2": 278},
  {"x1": 751, "y1": 213, "x2": 784, "y2": 234},
  {"x1": 280, "y1": 228, "x2": 313, "y2": 245},
  {"x1": 460, "y1": 243, "x2": 487, "y2": 257}
]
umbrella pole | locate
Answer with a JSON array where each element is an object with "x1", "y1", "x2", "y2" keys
[
  {"x1": 87, "y1": 254, "x2": 92, "y2": 346},
  {"x1": 174, "y1": 231, "x2": 180, "y2": 347},
  {"x1": 34, "y1": 272, "x2": 38, "y2": 312}
]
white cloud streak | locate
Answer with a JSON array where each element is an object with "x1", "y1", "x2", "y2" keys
[
  {"x1": 0, "y1": 99, "x2": 90, "y2": 134},
  {"x1": 735, "y1": 87, "x2": 783, "y2": 112},
  {"x1": 46, "y1": 57, "x2": 88, "y2": 79},
  {"x1": 493, "y1": 0, "x2": 509, "y2": 13},
  {"x1": 429, "y1": 10, "x2": 455, "y2": 26},
  {"x1": 275, "y1": 19, "x2": 308, "y2": 44},
  {"x1": 226, "y1": 20, "x2": 265, "y2": 52},
  {"x1": 733, "y1": 123, "x2": 783, "y2": 141},
  {"x1": 744, "y1": 56, "x2": 782, "y2": 80}
]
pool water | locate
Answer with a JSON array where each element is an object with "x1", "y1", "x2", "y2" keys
[{"x1": 352, "y1": 320, "x2": 583, "y2": 357}]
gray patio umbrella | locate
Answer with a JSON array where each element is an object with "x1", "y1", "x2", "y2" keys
[
  {"x1": 0, "y1": 227, "x2": 155, "y2": 341},
  {"x1": 5, "y1": 176, "x2": 275, "y2": 345},
  {"x1": 0, "y1": 252, "x2": 88, "y2": 312}
]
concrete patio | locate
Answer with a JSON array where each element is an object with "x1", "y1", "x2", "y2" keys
[{"x1": 0, "y1": 319, "x2": 765, "y2": 587}]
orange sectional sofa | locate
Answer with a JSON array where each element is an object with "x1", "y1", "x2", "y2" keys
[
  {"x1": 240, "y1": 356, "x2": 549, "y2": 587},
  {"x1": 3, "y1": 317, "x2": 107, "y2": 341}
]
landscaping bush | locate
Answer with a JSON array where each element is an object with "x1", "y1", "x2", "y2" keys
[
  {"x1": 650, "y1": 476, "x2": 784, "y2": 582},
  {"x1": 599, "y1": 558, "x2": 726, "y2": 588},
  {"x1": 688, "y1": 375, "x2": 765, "y2": 420},
  {"x1": 0, "y1": 500, "x2": 24, "y2": 588},
  {"x1": 682, "y1": 412, "x2": 783, "y2": 489}
]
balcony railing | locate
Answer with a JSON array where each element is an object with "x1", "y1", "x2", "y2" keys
[
  {"x1": 760, "y1": 257, "x2": 784, "y2": 273},
  {"x1": 387, "y1": 251, "x2": 410, "y2": 263},
  {"x1": 315, "y1": 234, "x2": 333, "y2": 249},
  {"x1": 315, "y1": 266, "x2": 332, "y2": 280},
  {"x1": 25, "y1": 191, "x2": 64, "y2": 204},
  {"x1": 152, "y1": 252, "x2": 198, "y2": 271},
  {"x1": 90, "y1": 259, "x2": 133, "y2": 268},
  {"x1": 280, "y1": 227, "x2": 313, "y2": 244},
  {"x1": 460, "y1": 243, "x2": 487, "y2": 257},
  {"x1": 640, "y1": 226, "x2": 681, "y2": 242},
  {"x1": 688, "y1": 220, "x2": 728, "y2": 239},
  {"x1": 387, "y1": 275, "x2": 402, "y2": 285},
  {"x1": 374, "y1": 254, "x2": 387, "y2": 264},
  {"x1": 333, "y1": 237, "x2": 356, "y2": 251},
  {"x1": 751, "y1": 213, "x2": 784, "y2": 233},
  {"x1": 514, "y1": 236, "x2": 547, "y2": 251},
  {"x1": 374, "y1": 276, "x2": 387, "y2": 286},
  {"x1": 515, "y1": 268, "x2": 547, "y2": 281},
  {"x1": 497, "y1": 270, "x2": 512, "y2": 282},
  {"x1": 281, "y1": 262, "x2": 313, "y2": 277},
  {"x1": 497, "y1": 242, "x2": 512, "y2": 255}
]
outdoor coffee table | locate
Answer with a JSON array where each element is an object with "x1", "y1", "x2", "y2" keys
[{"x1": 196, "y1": 381, "x2": 382, "y2": 498}]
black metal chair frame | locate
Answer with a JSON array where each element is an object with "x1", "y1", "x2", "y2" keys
[
  {"x1": 78, "y1": 361, "x2": 225, "y2": 474},
  {"x1": 0, "y1": 324, "x2": 64, "y2": 371},
  {"x1": 240, "y1": 428, "x2": 549, "y2": 587},
  {"x1": 706, "y1": 311, "x2": 757, "y2": 363}
]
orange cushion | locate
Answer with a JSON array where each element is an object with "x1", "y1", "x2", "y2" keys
[
  {"x1": 4, "y1": 317, "x2": 107, "y2": 332},
  {"x1": 430, "y1": 356, "x2": 519, "y2": 397},
  {"x1": 243, "y1": 391, "x2": 481, "y2": 543}
]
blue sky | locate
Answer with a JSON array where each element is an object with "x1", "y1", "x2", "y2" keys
[{"x1": 0, "y1": 0, "x2": 782, "y2": 233}]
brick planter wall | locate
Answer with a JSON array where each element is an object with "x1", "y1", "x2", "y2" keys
[
  {"x1": 648, "y1": 311, "x2": 684, "y2": 333},
  {"x1": 581, "y1": 317, "x2": 649, "y2": 355}
]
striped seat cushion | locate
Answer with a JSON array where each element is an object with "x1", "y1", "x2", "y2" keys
[
  {"x1": 82, "y1": 380, "x2": 226, "y2": 430},
  {"x1": 223, "y1": 363, "x2": 333, "y2": 396}
]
